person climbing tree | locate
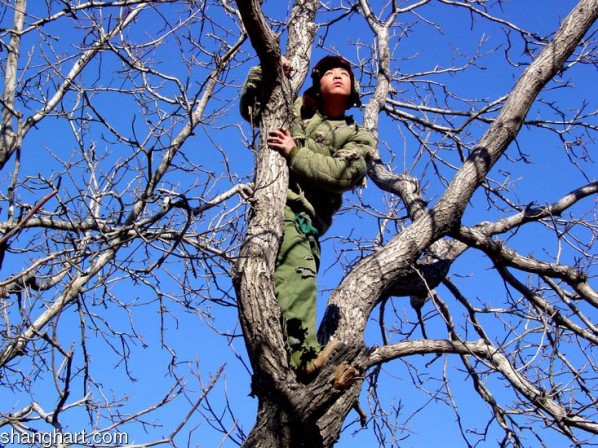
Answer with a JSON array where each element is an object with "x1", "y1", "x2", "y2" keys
[{"x1": 240, "y1": 55, "x2": 376, "y2": 380}]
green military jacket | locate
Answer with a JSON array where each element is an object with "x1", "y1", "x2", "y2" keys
[{"x1": 240, "y1": 66, "x2": 376, "y2": 235}]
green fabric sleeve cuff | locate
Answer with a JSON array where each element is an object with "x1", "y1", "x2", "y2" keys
[{"x1": 287, "y1": 146, "x2": 299, "y2": 163}]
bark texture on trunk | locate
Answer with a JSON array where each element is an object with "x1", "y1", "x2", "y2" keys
[{"x1": 234, "y1": 0, "x2": 598, "y2": 446}]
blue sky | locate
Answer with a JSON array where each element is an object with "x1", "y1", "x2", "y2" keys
[{"x1": 0, "y1": 0, "x2": 596, "y2": 447}]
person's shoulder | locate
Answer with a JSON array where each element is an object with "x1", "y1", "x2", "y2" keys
[
  {"x1": 345, "y1": 116, "x2": 370, "y2": 133},
  {"x1": 348, "y1": 121, "x2": 376, "y2": 146},
  {"x1": 245, "y1": 65, "x2": 263, "y2": 85},
  {"x1": 293, "y1": 97, "x2": 303, "y2": 115}
]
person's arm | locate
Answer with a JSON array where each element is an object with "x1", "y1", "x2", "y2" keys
[
  {"x1": 239, "y1": 66, "x2": 263, "y2": 125},
  {"x1": 240, "y1": 58, "x2": 293, "y2": 125},
  {"x1": 287, "y1": 128, "x2": 375, "y2": 193}
]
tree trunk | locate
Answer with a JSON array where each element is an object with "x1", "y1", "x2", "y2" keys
[
  {"x1": 235, "y1": 0, "x2": 597, "y2": 446},
  {"x1": 243, "y1": 362, "x2": 364, "y2": 448}
]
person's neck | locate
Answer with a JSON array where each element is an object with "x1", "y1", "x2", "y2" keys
[{"x1": 321, "y1": 98, "x2": 347, "y2": 119}]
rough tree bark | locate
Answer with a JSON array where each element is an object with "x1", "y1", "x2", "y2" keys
[
  {"x1": 233, "y1": 0, "x2": 598, "y2": 446},
  {"x1": 232, "y1": 0, "x2": 324, "y2": 446}
]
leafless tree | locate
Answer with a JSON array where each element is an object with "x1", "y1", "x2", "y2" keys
[{"x1": 0, "y1": 0, "x2": 596, "y2": 447}]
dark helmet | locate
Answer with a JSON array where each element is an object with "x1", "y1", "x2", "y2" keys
[{"x1": 303, "y1": 55, "x2": 361, "y2": 111}]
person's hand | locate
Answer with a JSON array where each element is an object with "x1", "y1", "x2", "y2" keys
[
  {"x1": 267, "y1": 128, "x2": 296, "y2": 158},
  {"x1": 281, "y1": 56, "x2": 293, "y2": 78}
]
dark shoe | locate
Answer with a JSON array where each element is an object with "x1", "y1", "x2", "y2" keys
[
  {"x1": 333, "y1": 362, "x2": 363, "y2": 389},
  {"x1": 298, "y1": 340, "x2": 345, "y2": 381}
]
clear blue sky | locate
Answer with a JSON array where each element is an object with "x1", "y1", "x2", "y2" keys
[{"x1": 1, "y1": 1, "x2": 595, "y2": 447}]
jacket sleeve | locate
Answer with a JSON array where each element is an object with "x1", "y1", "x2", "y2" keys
[
  {"x1": 239, "y1": 66, "x2": 263, "y2": 125},
  {"x1": 287, "y1": 127, "x2": 375, "y2": 194}
]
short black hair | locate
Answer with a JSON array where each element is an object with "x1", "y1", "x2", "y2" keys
[{"x1": 302, "y1": 55, "x2": 361, "y2": 113}]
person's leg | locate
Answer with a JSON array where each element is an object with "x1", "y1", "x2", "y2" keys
[{"x1": 274, "y1": 206, "x2": 320, "y2": 370}]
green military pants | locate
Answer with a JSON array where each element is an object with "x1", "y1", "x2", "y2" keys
[{"x1": 274, "y1": 205, "x2": 321, "y2": 370}]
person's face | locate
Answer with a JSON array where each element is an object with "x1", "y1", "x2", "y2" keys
[{"x1": 318, "y1": 67, "x2": 352, "y2": 101}]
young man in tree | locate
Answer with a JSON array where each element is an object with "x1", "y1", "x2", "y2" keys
[{"x1": 240, "y1": 55, "x2": 375, "y2": 380}]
